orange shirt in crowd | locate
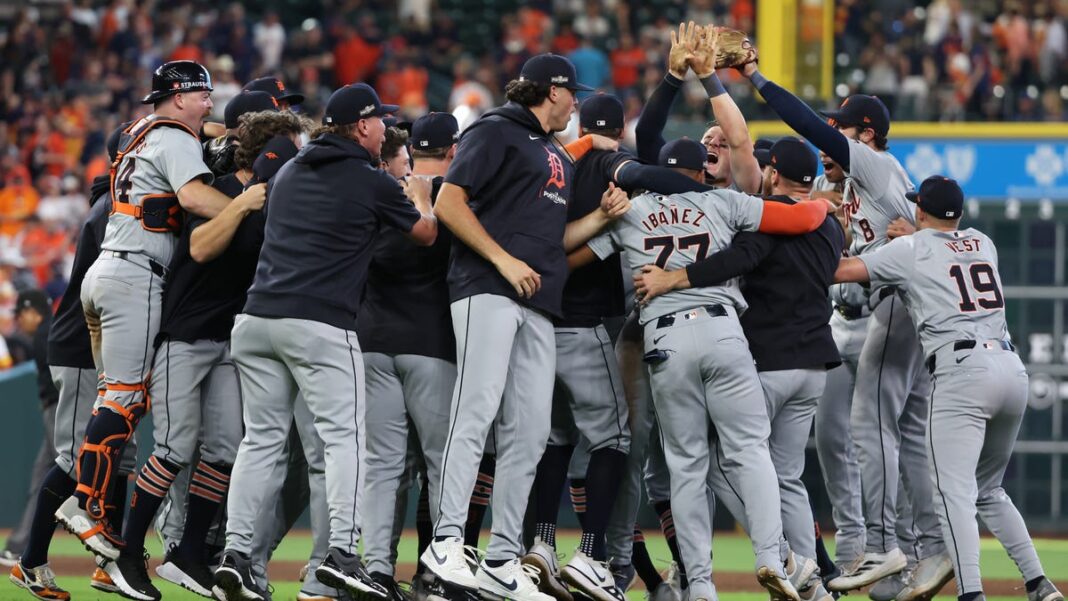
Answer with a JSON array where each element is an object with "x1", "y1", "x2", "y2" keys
[
  {"x1": 334, "y1": 34, "x2": 381, "y2": 86},
  {"x1": 0, "y1": 166, "x2": 40, "y2": 237},
  {"x1": 611, "y1": 46, "x2": 646, "y2": 90}
]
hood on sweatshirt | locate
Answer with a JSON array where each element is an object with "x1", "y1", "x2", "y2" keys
[
  {"x1": 295, "y1": 132, "x2": 374, "y2": 167},
  {"x1": 470, "y1": 101, "x2": 550, "y2": 138}
]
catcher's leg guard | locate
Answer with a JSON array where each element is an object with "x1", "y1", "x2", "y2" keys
[{"x1": 74, "y1": 382, "x2": 150, "y2": 517}]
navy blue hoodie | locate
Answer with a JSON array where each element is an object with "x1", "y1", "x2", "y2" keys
[
  {"x1": 444, "y1": 101, "x2": 573, "y2": 318},
  {"x1": 243, "y1": 133, "x2": 421, "y2": 331}
]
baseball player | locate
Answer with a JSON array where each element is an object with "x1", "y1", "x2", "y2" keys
[
  {"x1": 571, "y1": 138, "x2": 829, "y2": 601},
  {"x1": 243, "y1": 76, "x2": 305, "y2": 111},
  {"x1": 634, "y1": 137, "x2": 844, "y2": 601},
  {"x1": 7, "y1": 126, "x2": 139, "y2": 601},
  {"x1": 212, "y1": 83, "x2": 437, "y2": 601},
  {"x1": 419, "y1": 53, "x2": 627, "y2": 601},
  {"x1": 359, "y1": 112, "x2": 459, "y2": 597},
  {"x1": 740, "y1": 60, "x2": 952, "y2": 598},
  {"x1": 55, "y1": 60, "x2": 265, "y2": 564},
  {"x1": 522, "y1": 93, "x2": 632, "y2": 601},
  {"x1": 834, "y1": 176, "x2": 1064, "y2": 601}
]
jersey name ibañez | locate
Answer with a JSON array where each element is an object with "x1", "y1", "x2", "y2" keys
[
  {"x1": 587, "y1": 188, "x2": 764, "y2": 324},
  {"x1": 841, "y1": 139, "x2": 914, "y2": 256},
  {"x1": 859, "y1": 228, "x2": 1008, "y2": 357}
]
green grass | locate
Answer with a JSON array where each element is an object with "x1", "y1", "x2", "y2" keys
[{"x1": 12, "y1": 531, "x2": 1068, "y2": 601}]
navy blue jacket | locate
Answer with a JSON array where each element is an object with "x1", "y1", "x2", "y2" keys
[
  {"x1": 444, "y1": 102, "x2": 573, "y2": 318},
  {"x1": 243, "y1": 134, "x2": 421, "y2": 331},
  {"x1": 47, "y1": 176, "x2": 109, "y2": 369}
]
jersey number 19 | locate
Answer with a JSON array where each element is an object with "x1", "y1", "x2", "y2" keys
[{"x1": 949, "y1": 263, "x2": 1004, "y2": 312}]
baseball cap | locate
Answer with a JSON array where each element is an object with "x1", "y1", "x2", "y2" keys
[
  {"x1": 658, "y1": 138, "x2": 707, "y2": 171},
  {"x1": 249, "y1": 135, "x2": 299, "y2": 186},
  {"x1": 905, "y1": 176, "x2": 964, "y2": 220},
  {"x1": 224, "y1": 91, "x2": 280, "y2": 129},
  {"x1": 579, "y1": 94, "x2": 624, "y2": 131},
  {"x1": 519, "y1": 53, "x2": 595, "y2": 92},
  {"x1": 323, "y1": 84, "x2": 399, "y2": 125},
  {"x1": 15, "y1": 289, "x2": 50, "y2": 316},
  {"x1": 411, "y1": 112, "x2": 459, "y2": 150},
  {"x1": 243, "y1": 76, "x2": 305, "y2": 106},
  {"x1": 767, "y1": 136, "x2": 817, "y2": 184},
  {"x1": 821, "y1": 94, "x2": 891, "y2": 138},
  {"x1": 752, "y1": 138, "x2": 775, "y2": 169}
]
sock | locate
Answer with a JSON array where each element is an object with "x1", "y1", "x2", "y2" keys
[
  {"x1": 1026, "y1": 577, "x2": 1046, "y2": 593},
  {"x1": 814, "y1": 523, "x2": 836, "y2": 577},
  {"x1": 654, "y1": 500, "x2": 686, "y2": 589},
  {"x1": 20, "y1": 466, "x2": 77, "y2": 569},
  {"x1": 582, "y1": 448, "x2": 626, "y2": 561},
  {"x1": 105, "y1": 474, "x2": 130, "y2": 530},
  {"x1": 175, "y1": 461, "x2": 231, "y2": 559},
  {"x1": 464, "y1": 454, "x2": 495, "y2": 547},
  {"x1": 74, "y1": 409, "x2": 131, "y2": 509},
  {"x1": 959, "y1": 593, "x2": 983, "y2": 601},
  {"x1": 123, "y1": 455, "x2": 181, "y2": 555},
  {"x1": 631, "y1": 527, "x2": 663, "y2": 591},
  {"x1": 531, "y1": 444, "x2": 573, "y2": 549},
  {"x1": 569, "y1": 479, "x2": 587, "y2": 530},
  {"x1": 416, "y1": 480, "x2": 432, "y2": 574}
]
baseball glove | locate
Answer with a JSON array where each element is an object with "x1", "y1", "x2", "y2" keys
[{"x1": 713, "y1": 27, "x2": 758, "y2": 69}]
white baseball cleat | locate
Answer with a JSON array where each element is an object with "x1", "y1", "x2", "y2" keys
[
  {"x1": 54, "y1": 496, "x2": 122, "y2": 561},
  {"x1": 476, "y1": 558, "x2": 554, "y2": 601},
  {"x1": 895, "y1": 553, "x2": 953, "y2": 601},
  {"x1": 560, "y1": 550, "x2": 625, "y2": 601},
  {"x1": 757, "y1": 564, "x2": 801, "y2": 601},
  {"x1": 419, "y1": 538, "x2": 480, "y2": 591},
  {"x1": 828, "y1": 549, "x2": 907, "y2": 592},
  {"x1": 521, "y1": 537, "x2": 572, "y2": 601}
]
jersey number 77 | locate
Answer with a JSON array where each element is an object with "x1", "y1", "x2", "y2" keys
[{"x1": 644, "y1": 233, "x2": 711, "y2": 268}]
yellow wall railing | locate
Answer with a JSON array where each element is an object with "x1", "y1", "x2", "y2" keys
[{"x1": 747, "y1": 121, "x2": 1068, "y2": 140}]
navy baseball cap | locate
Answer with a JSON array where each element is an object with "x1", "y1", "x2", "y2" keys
[
  {"x1": 579, "y1": 94, "x2": 624, "y2": 130},
  {"x1": 753, "y1": 138, "x2": 775, "y2": 168},
  {"x1": 411, "y1": 112, "x2": 459, "y2": 150},
  {"x1": 821, "y1": 94, "x2": 891, "y2": 137},
  {"x1": 906, "y1": 176, "x2": 964, "y2": 220},
  {"x1": 15, "y1": 289, "x2": 50, "y2": 316},
  {"x1": 659, "y1": 138, "x2": 707, "y2": 171},
  {"x1": 323, "y1": 84, "x2": 399, "y2": 125},
  {"x1": 243, "y1": 76, "x2": 305, "y2": 106},
  {"x1": 520, "y1": 53, "x2": 594, "y2": 92},
  {"x1": 224, "y1": 91, "x2": 279, "y2": 129},
  {"x1": 767, "y1": 136, "x2": 817, "y2": 185},
  {"x1": 249, "y1": 135, "x2": 299, "y2": 186}
]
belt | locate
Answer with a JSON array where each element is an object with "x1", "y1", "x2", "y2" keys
[
  {"x1": 926, "y1": 339, "x2": 1015, "y2": 374},
  {"x1": 655, "y1": 304, "x2": 727, "y2": 329},
  {"x1": 106, "y1": 251, "x2": 168, "y2": 279},
  {"x1": 834, "y1": 304, "x2": 870, "y2": 321}
]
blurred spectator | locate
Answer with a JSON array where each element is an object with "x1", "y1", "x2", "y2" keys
[
  {"x1": 573, "y1": 3, "x2": 613, "y2": 47},
  {"x1": 569, "y1": 37, "x2": 611, "y2": 92},
  {"x1": 610, "y1": 32, "x2": 645, "y2": 93},
  {"x1": 254, "y1": 11, "x2": 287, "y2": 71}
]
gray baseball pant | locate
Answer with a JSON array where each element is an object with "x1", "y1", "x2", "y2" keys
[
  {"x1": 51, "y1": 366, "x2": 137, "y2": 478},
  {"x1": 814, "y1": 311, "x2": 867, "y2": 565},
  {"x1": 434, "y1": 294, "x2": 554, "y2": 561},
  {"x1": 852, "y1": 293, "x2": 945, "y2": 557},
  {"x1": 363, "y1": 352, "x2": 453, "y2": 576},
  {"x1": 644, "y1": 306, "x2": 785, "y2": 601},
  {"x1": 6, "y1": 404, "x2": 58, "y2": 554},
  {"x1": 227, "y1": 314, "x2": 366, "y2": 555},
  {"x1": 927, "y1": 346, "x2": 1044, "y2": 595}
]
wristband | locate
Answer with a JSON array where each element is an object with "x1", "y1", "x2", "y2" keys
[
  {"x1": 699, "y1": 73, "x2": 726, "y2": 98},
  {"x1": 664, "y1": 73, "x2": 684, "y2": 87},
  {"x1": 749, "y1": 70, "x2": 769, "y2": 90}
]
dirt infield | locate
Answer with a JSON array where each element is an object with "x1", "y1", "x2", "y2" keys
[{"x1": 44, "y1": 555, "x2": 1030, "y2": 596}]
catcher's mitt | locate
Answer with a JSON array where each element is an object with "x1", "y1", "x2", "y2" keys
[{"x1": 713, "y1": 27, "x2": 758, "y2": 69}]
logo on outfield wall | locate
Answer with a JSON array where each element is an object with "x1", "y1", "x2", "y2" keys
[
  {"x1": 904, "y1": 145, "x2": 976, "y2": 185},
  {"x1": 1025, "y1": 145, "x2": 1064, "y2": 187}
]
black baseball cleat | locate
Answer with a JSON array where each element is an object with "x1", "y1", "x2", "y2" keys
[
  {"x1": 411, "y1": 572, "x2": 484, "y2": 601},
  {"x1": 156, "y1": 546, "x2": 215, "y2": 598},
  {"x1": 213, "y1": 550, "x2": 267, "y2": 601},
  {"x1": 105, "y1": 551, "x2": 162, "y2": 601},
  {"x1": 315, "y1": 548, "x2": 388, "y2": 599},
  {"x1": 371, "y1": 572, "x2": 414, "y2": 601}
]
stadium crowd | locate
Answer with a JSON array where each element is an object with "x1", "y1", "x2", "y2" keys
[{"x1": 0, "y1": 0, "x2": 1065, "y2": 363}]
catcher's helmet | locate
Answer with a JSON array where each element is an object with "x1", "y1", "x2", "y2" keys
[{"x1": 141, "y1": 60, "x2": 214, "y2": 105}]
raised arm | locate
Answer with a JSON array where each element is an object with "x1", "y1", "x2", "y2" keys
[
  {"x1": 613, "y1": 160, "x2": 713, "y2": 195},
  {"x1": 834, "y1": 256, "x2": 870, "y2": 283},
  {"x1": 740, "y1": 62, "x2": 851, "y2": 171},
  {"x1": 635, "y1": 22, "x2": 695, "y2": 163},
  {"x1": 758, "y1": 199, "x2": 828, "y2": 234},
  {"x1": 189, "y1": 185, "x2": 266, "y2": 263}
]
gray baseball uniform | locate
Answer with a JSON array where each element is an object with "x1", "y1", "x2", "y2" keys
[
  {"x1": 588, "y1": 188, "x2": 787, "y2": 600},
  {"x1": 858, "y1": 228, "x2": 1047, "y2": 594},
  {"x1": 840, "y1": 140, "x2": 944, "y2": 557},
  {"x1": 51, "y1": 367, "x2": 138, "y2": 478}
]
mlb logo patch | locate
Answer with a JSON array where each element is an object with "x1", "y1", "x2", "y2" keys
[
  {"x1": 684, "y1": 310, "x2": 700, "y2": 320},
  {"x1": 419, "y1": 140, "x2": 429, "y2": 147},
  {"x1": 596, "y1": 120, "x2": 606, "y2": 126},
  {"x1": 667, "y1": 158, "x2": 677, "y2": 165}
]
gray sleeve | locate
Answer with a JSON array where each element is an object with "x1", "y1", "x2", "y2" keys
[
  {"x1": 158, "y1": 129, "x2": 214, "y2": 192},
  {"x1": 721, "y1": 190, "x2": 765, "y2": 233},
  {"x1": 858, "y1": 236, "x2": 914, "y2": 288},
  {"x1": 846, "y1": 139, "x2": 890, "y2": 194},
  {"x1": 587, "y1": 226, "x2": 620, "y2": 260}
]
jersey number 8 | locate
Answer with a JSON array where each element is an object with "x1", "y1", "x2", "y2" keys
[
  {"x1": 644, "y1": 233, "x2": 711, "y2": 268},
  {"x1": 949, "y1": 263, "x2": 1004, "y2": 312}
]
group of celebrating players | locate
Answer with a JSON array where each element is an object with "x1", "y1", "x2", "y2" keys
[{"x1": 4, "y1": 19, "x2": 1063, "y2": 601}]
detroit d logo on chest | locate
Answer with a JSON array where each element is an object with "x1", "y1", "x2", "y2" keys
[{"x1": 540, "y1": 147, "x2": 567, "y2": 206}]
